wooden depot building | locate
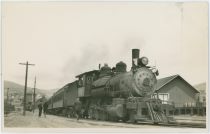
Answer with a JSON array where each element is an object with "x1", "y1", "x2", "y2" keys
[{"x1": 151, "y1": 75, "x2": 205, "y2": 116}]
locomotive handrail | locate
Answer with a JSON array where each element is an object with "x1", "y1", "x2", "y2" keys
[{"x1": 161, "y1": 100, "x2": 175, "y2": 105}]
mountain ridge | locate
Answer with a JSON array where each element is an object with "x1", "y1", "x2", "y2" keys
[
  {"x1": 4, "y1": 80, "x2": 206, "y2": 97},
  {"x1": 193, "y1": 82, "x2": 206, "y2": 91},
  {"x1": 3, "y1": 80, "x2": 59, "y2": 98}
]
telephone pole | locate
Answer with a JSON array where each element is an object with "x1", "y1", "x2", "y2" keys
[
  {"x1": 19, "y1": 61, "x2": 35, "y2": 116},
  {"x1": 6, "y1": 88, "x2": 9, "y2": 105},
  {"x1": 6, "y1": 88, "x2": 9, "y2": 116},
  {"x1": 33, "y1": 76, "x2": 36, "y2": 113}
]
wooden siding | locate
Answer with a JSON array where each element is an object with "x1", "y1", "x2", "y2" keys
[
  {"x1": 78, "y1": 87, "x2": 85, "y2": 97},
  {"x1": 156, "y1": 77, "x2": 198, "y2": 107},
  {"x1": 84, "y1": 74, "x2": 95, "y2": 96},
  {"x1": 53, "y1": 100, "x2": 63, "y2": 108},
  {"x1": 52, "y1": 88, "x2": 64, "y2": 108},
  {"x1": 48, "y1": 98, "x2": 53, "y2": 109},
  {"x1": 64, "y1": 81, "x2": 78, "y2": 107}
]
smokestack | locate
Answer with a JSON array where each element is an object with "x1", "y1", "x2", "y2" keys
[
  {"x1": 132, "y1": 49, "x2": 140, "y2": 68},
  {"x1": 99, "y1": 64, "x2": 101, "y2": 70}
]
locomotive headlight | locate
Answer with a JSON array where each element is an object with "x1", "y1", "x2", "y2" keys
[{"x1": 141, "y1": 57, "x2": 149, "y2": 66}]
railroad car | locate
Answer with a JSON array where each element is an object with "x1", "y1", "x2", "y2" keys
[
  {"x1": 47, "y1": 97, "x2": 53, "y2": 114},
  {"x1": 63, "y1": 81, "x2": 78, "y2": 117},
  {"x1": 47, "y1": 49, "x2": 174, "y2": 124},
  {"x1": 48, "y1": 81, "x2": 79, "y2": 116}
]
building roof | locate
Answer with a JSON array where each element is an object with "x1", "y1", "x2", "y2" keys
[{"x1": 155, "y1": 75, "x2": 199, "y2": 93}]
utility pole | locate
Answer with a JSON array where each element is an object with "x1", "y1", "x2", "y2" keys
[
  {"x1": 33, "y1": 76, "x2": 36, "y2": 113},
  {"x1": 19, "y1": 61, "x2": 35, "y2": 116},
  {"x1": 6, "y1": 88, "x2": 9, "y2": 116},
  {"x1": 6, "y1": 88, "x2": 9, "y2": 105}
]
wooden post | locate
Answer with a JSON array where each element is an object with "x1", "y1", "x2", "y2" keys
[
  {"x1": 33, "y1": 77, "x2": 36, "y2": 113},
  {"x1": 6, "y1": 88, "x2": 9, "y2": 105},
  {"x1": 6, "y1": 88, "x2": 9, "y2": 116},
  {"x1": 19, "y1": 61, "x2": 35, "y2": 116}
]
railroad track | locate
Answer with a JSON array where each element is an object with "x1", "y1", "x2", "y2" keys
[
  {"x1": 132, "y1": 122, "x2": 206, "y2": 128},
  {"x1": 79, "y1": 118, "x2": 206, "y2": 128},
  {"x1": 50, "y1": 114, "x2": 206, "y2": 128},
  {"x1": 160, "y1": 122, "x2": 206, "y2": 128}
]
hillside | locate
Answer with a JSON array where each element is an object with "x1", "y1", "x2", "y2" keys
[
  {"x1": 4, "y1": 81, "x2": 25, "y2": 94},
  {"x1": 194, "y1": 83, "x2": 206, "y2": 92},
  {"x1": 4, "y1": 81, "x2": 206, "y2": 99},
  {"x1": 3, "y1": 80, "x2": 58, "y2": 98}
]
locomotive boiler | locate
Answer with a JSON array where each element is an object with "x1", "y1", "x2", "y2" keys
[
  {"x1": 47, "y1": 49, "x2": 174, "y2": 124},
  {"x1": 91, "y1": 64, "x2": 157, "y2": 98}
]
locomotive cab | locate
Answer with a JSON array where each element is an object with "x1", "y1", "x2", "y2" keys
[{"x1": 76, "y1": 70, "x2": 99, "y2": 97}]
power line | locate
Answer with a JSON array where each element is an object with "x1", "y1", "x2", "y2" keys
[{"x1": 19, "y1": 61, "x2": 35, "y2": 116}]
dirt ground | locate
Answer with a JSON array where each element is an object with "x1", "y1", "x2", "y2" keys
[
  {"x1": 3, "y1": 110, "x2": 158, "y2": 128},
  {"x1": 3, "y1": 110, "x2": 206, "y2": 128}
]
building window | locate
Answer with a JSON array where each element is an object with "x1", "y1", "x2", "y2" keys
[
  {"x1": 151, "y1": 93, "x2": 169, "y2": 104},
  {"x1": 78, "y1": 78, "x2": 83, "y2": 87},
  {"x1": 158, "y1": 93, "x2": 169, "y2": 104},
  {"x1": 203, "y1": 96, "x2": 206, "y2": 102},
  {"x1": 86, "y1": 77, "x2": 92, "y2": 84}
]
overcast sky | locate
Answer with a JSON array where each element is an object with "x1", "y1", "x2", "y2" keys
[{"x1": 2, "y1": 2, "x2": 208, "y2": 90}]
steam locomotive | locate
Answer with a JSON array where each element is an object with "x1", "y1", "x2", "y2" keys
[{"x1": 47, "y1": 49, "x2": 173, "y2": 124}]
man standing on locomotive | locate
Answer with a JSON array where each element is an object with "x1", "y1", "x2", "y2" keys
[{"x1": 74, "y1": 98, "x2": 82, "y2": 121}]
